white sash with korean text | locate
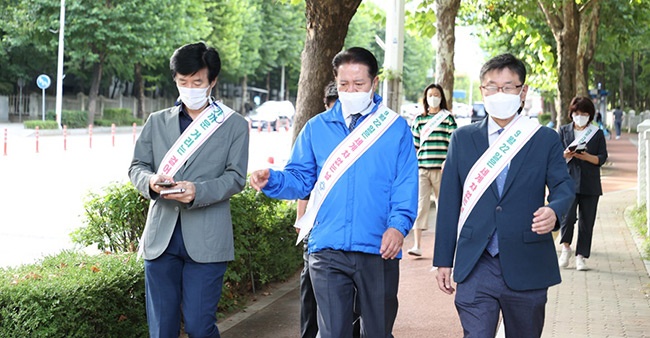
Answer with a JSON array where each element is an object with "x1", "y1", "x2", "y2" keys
[
  {"x1": 157, "y1": 101, "x2": 235, "y2": 178},
  {"x1": 566, "y1": 124, "x2": 599, "y2": 163},
  {"x1": 457, "y1": 116, "x2": 541, "y2": 238},
  {"x1": 419, "y1": 109, "x2": 451, "y2": 148},
  {"x1": 295, "y1": 106, "x2": 400, "y2": 244}
]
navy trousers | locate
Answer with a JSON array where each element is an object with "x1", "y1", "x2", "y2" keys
[
  {"x1": 455, "y1": 252, "x2": 548, "y2": 338},
  {"x1": 144, "y1": 223, "x2": 227, "y2": 338},
  {"x1": 309, "y1": 249, "x2": 399, "y2": 338},
  {"x1": 300, "y1": 244, "x2": 361, "y2": 338}
]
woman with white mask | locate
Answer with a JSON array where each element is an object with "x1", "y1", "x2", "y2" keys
[
  {"x1": 558, "y1": 97, "x2": 608, "y2": 271},
  {"x1": 408, "y1": 83, "x2": 457, "y2": 257}
]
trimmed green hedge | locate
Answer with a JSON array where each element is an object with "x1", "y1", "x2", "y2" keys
[
  {"x1": 224, "y1": 185, "x2": 302, "y2": 311},
  {"x1": 1, "y1": 182, "x2": 301, "y2": 334},
  {"x1": 24, "y1": 110, "x2": 142, "y2": 129},
  {"x1": 0, "y1": 251, "x2": 147, "y2": 337},
  {"x1": 71, "y1": 183, "x2": 147, "y2": 253},
  {"x1": 72, "y1": 181, "x2": 301, "y2": 313},
  {"x1": 98, "y1": 109, "x2": 142, "y2": 127},
  {"x1": 45, "y1": 110, "x2": 88, "y2": 129},
  {"x1": 23, "y1": 120, "x2": 59, "y2": 129},
  {"x1": 103, "y1": 108, "x2": 130, "y2": 124}
]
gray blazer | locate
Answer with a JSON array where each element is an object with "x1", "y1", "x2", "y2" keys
[{"x1": 129, "y1": 105, "x2": 249, "y2": 262}]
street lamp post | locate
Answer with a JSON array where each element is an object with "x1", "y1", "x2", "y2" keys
[
  {"x1": 55, "y1": 0, "x2": 65, "y2": 129},
  {"x1": 382, "y1": 0, "x2": 405, "y2": 113}
]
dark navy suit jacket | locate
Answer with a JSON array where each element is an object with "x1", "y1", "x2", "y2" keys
[{"x1": 433, "y1": 118, "x2": 575, "y2": 291}]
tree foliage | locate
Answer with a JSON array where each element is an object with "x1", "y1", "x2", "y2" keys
[
  {"x1": 462, "y1": 0, "x2": 650, "y2": 120},
  {"x1": 0, "y1": 0, "x2": 447, "y2": 122}
]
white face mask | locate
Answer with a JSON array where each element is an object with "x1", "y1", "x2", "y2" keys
[
  {"x1": 338, "y1": 88, "x2": 374, "y2": 115},
  {"x1": 177, "y1": 86, "x2": 210, "y2": 110},
  {"x1": 572, "y1": 115, "x2": 590, "y2": 128},
  {"x1": 427, "y1": 96, "x2": 441, "y2": 109},
  {"x1": 483, "y1": 92, "x2": 522, "y2": 120}
]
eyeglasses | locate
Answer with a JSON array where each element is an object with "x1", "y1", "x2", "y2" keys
[{"x1": 480, "y1": 85, "x2": 523, "y2": 95}]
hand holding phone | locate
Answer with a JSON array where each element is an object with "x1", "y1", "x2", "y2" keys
[
  {"x1": 155, "y1": 180, "x2": 176, "y2": 187},
  {"x1": 568, "y1": 143, "x2": 586, "y2": 153}
]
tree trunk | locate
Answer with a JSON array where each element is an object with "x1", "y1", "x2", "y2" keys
[
  {"x1": 554, "y1": 28, "x2": 578, "y2": 126},
  {"x1": 266, "y1": 72, "x2": 271, "y2": 103},
  {"x1": 435, "y1": 0, "x2": 461, "y2": 109},
  {"x1": 619, "y1": 61, "x2": 625, "y2": 109},
  {"x1": 293, "y1": 0, "x2": 362, "y2": 143},
  {"x1": 241, "y1": 75, "x2": 248, "y2": 115},
  {"x1": 631, "y1": 52, "x2": 637, "y2": 109},
  {"x1": 88, "y1": 61, "x2": 103, "y2": 126},
  {"x1": 539, "y1": 0, "x2": 580, "y2": 126},
  {"x1": 134, "y1": 62, "x2": 145, "y2": 119},
  {"x1": 575, "y1": 0, "x2": 600, "y2": 97}
]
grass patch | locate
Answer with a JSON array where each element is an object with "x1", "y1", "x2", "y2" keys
[{"x1": 625, "y1": 204, "x2": 650, "y2": 259}]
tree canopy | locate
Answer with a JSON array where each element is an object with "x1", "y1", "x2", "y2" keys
[
  {"x1": 2, "y1": 0, "x2": 649, "y2": 126},
  {"x1": 462, "y1": 0, "x2": 650, "y2": 123}
]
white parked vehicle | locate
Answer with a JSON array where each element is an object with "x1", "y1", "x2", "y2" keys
[{"x1": 247, "y1": 100, "x2": 295, "y2": 131}]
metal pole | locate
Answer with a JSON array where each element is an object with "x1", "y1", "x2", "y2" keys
[
  {"x1": 18, "y1": 80, "x2": 23, "y2": 123},
  {"x1": 42, "y1": 88, "x2": 46, "y2": 121},
  {"x1": 646, "y1": 131, "x2": 650, "y2": 237},
  {"x1": 381, "y1": 0, "x2": 405, "y2": 112},
  {"x1": 55, "y1": 0, "x2": 65, "y2": 129}
]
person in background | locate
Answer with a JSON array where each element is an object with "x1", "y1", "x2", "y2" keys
[
  {"x1": 250, "y1": 47, "x2": 418, "y2": 338},
  {"x1": 433, "y1": 53, "x2": 574, "y2": 337},
  {"x1": 595, "y1": 110, "x2": 611, "y2": 140},
  {"x1": 408, "y1": 83, "x2": 457, "y2": 257},
  {"x1": 558, "y1": 97, "x2": 608, "y2": 271},
  {"x1": 613, "y1": 106, "x2": 624, "y2": 139},
  {"x1": 129, "y1": 42, "x2": 249, "y2": 338}
]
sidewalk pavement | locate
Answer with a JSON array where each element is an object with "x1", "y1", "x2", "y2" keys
[{"x1": 219, "y1": 132, "x2": 649, "y2": 337}]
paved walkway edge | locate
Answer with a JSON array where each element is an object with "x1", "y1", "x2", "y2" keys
[
  {"x1": 219, "y1": 272, "x2": 300, "y2": 333},
  {"x1": 623, "y1": 192, "x2": 650, "y2": 278}
]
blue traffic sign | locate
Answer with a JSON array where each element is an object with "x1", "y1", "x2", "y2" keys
[{"x1": 36, "y1": 74, "x2": 51, "y2": 90}]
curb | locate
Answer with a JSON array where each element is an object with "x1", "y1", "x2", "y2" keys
[
  {"x1": 218, "y1": 271, "x2": 300, "y2": 333},
  {"x1": 622, "y1": 195, "x2": 650, "y2": 278}
]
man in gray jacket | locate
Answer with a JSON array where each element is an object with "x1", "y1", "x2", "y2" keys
[{"x1": 129, "y1": 42, "x2": 249, "y2": 338}]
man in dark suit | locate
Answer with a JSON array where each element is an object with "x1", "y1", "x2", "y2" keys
[{"x1": 433, "y1": 54, "x2": 574, "y2": 337}]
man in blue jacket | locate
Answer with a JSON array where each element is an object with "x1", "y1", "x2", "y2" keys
[
  {"x1": 250, "y1": 47, "x2": 418, "y2": 338},
  {"x1": 433, "y1": 53, "x2": 574, "y2": 337}
]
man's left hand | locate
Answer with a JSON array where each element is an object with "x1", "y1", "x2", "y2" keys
[
  {"x1": 531, "y1": 206, "x2": 556, "y2": 234},
  {"x1": 161, "y1": 181, "x2": 196, "y2": 204},
  {"x1": 380, "y1": 228, "x2": 404, "y2": 260}
]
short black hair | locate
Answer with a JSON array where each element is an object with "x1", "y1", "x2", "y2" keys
[
  {"x1": 332, "y1": 47, "x2": 379, "y2": 79},
  {"x1": 323, "y1": 81, "x2": 338, "y2": 107},
  {"x1": 568, "y1": 96, "x2": 596, "y2": 123},
  {"x1": 480, "y1": 53, "x2": 527, "y2": 84},
  {"x1": 170, "y1": 42, "x2": 221, "y2": 83}
]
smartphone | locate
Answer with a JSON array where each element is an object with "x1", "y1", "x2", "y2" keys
[
  {"x1": 568, "y1": 143, "x2": 586, "y2": 153},
  {"x1": 155, "y1": 181, "x2": 176, "y2": 187},
  {"x1": 160, "y1": 188, "x2": 186, "y2": 196}
]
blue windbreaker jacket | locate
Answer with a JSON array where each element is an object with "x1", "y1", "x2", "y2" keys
[{"x1": 262, "y1": 95, "x2": 418, "y2": 257}]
